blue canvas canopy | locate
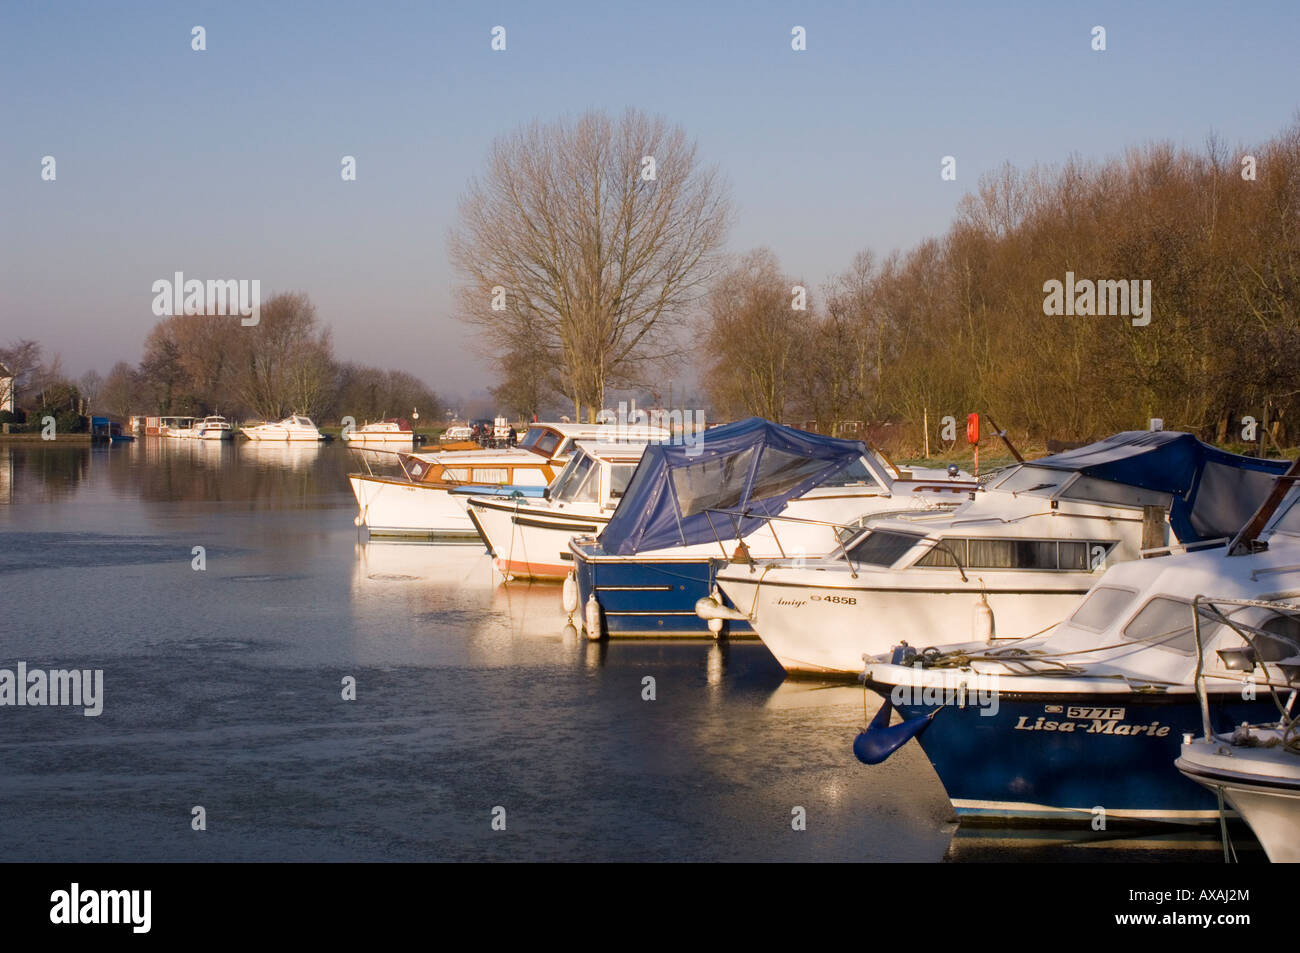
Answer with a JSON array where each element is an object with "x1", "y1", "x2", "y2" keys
[
  {"x1": 597, "y1": 418, "x2": 867, "y2": 556},
  {"x1": 1024, "y1": 431, "x2": 1290, "y2": 542}
]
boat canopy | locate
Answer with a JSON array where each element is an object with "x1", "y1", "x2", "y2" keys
[
  {"x1": 597, "y1": 418, "x2": 866, "y2": 556},
  {"x1": 1017, "y1": 430, "x2": 1289, "y2": 542}
]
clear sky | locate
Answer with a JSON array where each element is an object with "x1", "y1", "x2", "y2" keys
[{"x1": 3, "y1": 0, "x2": 1297, "y2": 400}]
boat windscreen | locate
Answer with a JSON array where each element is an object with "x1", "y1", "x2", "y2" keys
[
  {"x1": 1067, "y1": 586, "x2": 1137, "y2": 632},
  {"x1": 521, "y1": 427, "x2": 561, "y2": 457},
  {"x1": 818, "y1": 455, "x2": 880, "y2": 488},
  {"x1": 845, "y1": 530, "x2": 926, "y2": 567},
  {"x1": 992, "y1": 465, "x2": 1068, "y2": 496}
]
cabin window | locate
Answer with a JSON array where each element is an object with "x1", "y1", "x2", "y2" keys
[
  {"x1": 609, "y1": 464, "x2": 637, "y2": 500},
  {"x1": 671, "y1": 447, "x2": 755, "y2": 518},
  {"x1": 1255, "y1": 613, "x2": 1300, "y2": 662},
  {"x1": 845, "y1": 531, "x2": 924, "y2": 567},
  {"x1": 512, "y1": 469, "x2": 550, "y2": 487},
  {"x1": 472, "y1": 469, "x2": 509, "y2": 485},
  {"x1": 1058, "y1": 475, "x2": 1172, "y2": 509},
  {"x1": 569, "y1": 465, "x2": 599, "y2": 503},
  {"x1": 916, "y1": 539, "x2": 967, "y2": 567},
  {"x1": 820, "y1": 457, "x2": 880, "y2": 488},
  {"x1": 968, "y1": 539, "x2": 1058, "y2": 569},
  {"x1": 914, "y1": 537, "x2": 1112, "y2": 571},
  {"x1": 553, "y1": 455, "x2": 594, "y2": 501},
  {"x1": 521, "y1": 428, "x2": 561, "y2": 456},
  {"x1": 750, "y1": 447, "x2": 840, "y2": 500},
  {"x1": 441, "y1": 468, "x2": 470, "y2": 482},
  {"x1": 1068, "y1": 586, "x2": 1137, "y2": 631},
  {"x1": 1121, "y1": 596, "x2": 1202, "y2": 655}
]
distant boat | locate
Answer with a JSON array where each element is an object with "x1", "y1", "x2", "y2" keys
[
  {"x1": 89, "y1": 416, "x2": 135, "y2": 444},
  {"x1": 241, "y1": 415, "x2": 325, "y2": 442},
  {"x1": 342, "y1": 418, "x2": 418, "y2": 447},
  {"x1": 194, "y1": 415, "x2": 234, "y2": 441},
  {"x1": 161, "y1": 416, "x2": 199, "y2": 438}
]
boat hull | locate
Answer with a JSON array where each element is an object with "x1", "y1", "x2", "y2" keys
[
  {"x1": 242, "y1": 428, "x2": 323, "y2": 441},
  {"x1": 469, "y1": 499, "x2": 607, "y2": 580},
  {"x1": 718, "y1": 571, "x2": 1089, "y2": 675},
  {"x1": 1177, "y1": 740, "x2": 1300, "y2": 861},
  {"x1": 571, "y1": 541, "x2": 752, "y2": 637},
  {"x1": 349, "y1": 474, "x2": 480, "y2": 540},
  {"x1": 868, "y1": 677, "x2": 1272, "y2": 823}
]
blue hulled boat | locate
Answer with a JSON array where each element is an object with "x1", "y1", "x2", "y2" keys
[{"x1": 858, "y1": 473, "x2": 1300, "y2": 824}]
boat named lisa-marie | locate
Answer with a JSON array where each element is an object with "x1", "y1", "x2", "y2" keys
[
  {"x1": 568, "y1": 417, "x2": 977, "y2": 638},
  {"x1": 341, "y1": 418, "x2": 419, "y2": 447},
  {"x1": 349, "y1": 421, "x2": 668, "y2": 541},
  {"x1": 1176, "y1": 588, "x2": 1300, "y2": 860},
  {"x1": 856, "y1": 466, "x2": 1300, "y2": 826},
  {"x1": 241, "y1": 414, "x2": 326, "y2": 442},
  {"x1": 710, "y1": 430, "x2": 1288, "y2": 675},
  {"x1": 466, "y1": 442, "x2": 649, "y2": 580}
]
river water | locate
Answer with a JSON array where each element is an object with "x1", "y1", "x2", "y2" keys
[{"x1": 0, "y1": 441, "x2": 1246, "y2": 861}]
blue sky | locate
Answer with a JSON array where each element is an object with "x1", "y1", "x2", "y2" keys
[{"x1": 2, "y1": 0, "x2": 1297, "y2": 400}]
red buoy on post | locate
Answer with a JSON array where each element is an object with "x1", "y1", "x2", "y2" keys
[{"x1": 967, "y1": 413, "x2": 980, "y2": 477}]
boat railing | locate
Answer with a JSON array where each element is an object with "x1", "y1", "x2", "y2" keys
[
  {"x1": 1139, "y1": 537, "x2": 1230, "y2": 559},
  {"x1": 1190, "y1": 595, "x2": 1300, "y2": 742},
  {"x1": 701, "y1": 507, "x2": 869, "y2": 576}
]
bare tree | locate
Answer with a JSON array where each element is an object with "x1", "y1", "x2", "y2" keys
[
  {"x1": 700, "y1": 249, "x2": 806, "y2": 422},
  {"x1": 232, "y1": 292, "x2": 335, "y2": 420},
  {"x1": 449, "y1": 108, "x2": 732, "y2": 420}
]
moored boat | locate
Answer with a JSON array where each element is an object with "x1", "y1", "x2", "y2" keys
[
  {"x1": 857, "y1": 473, "x2": 1300, "y2": 825},
  {"x1": 241, "y1": 414, "x2": 325, "y2": 442},
  {"x1": 348, "y1": 421, "x2": 668, "y2": 540},
  {"x1": 342, "y1": 418, "x2": 418, "y2": 447},
  {"x1": 194, "y1": 415, "x2": 234, "y2": 441},
  {"x1": 713, "y1": 431, "x2": 1288, "y2": 675}
]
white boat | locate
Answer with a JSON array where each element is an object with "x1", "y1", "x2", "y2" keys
[
  {"x1": 348, "y1": 421, "x2": 668, "y2": 540},
  {"x1": 342, "y1": 418, "x2": 417, "y2": 447},
  {"x1": 466, "y1": 442, "x2": 649, "y2": 580},
  {"x1": 1177, "y1": 720, "x2": 1300, "y2": 861},
  {"x1": 241, "y1": 414, "x2": 325, "y2": 442},
  {"x1": 711, "y1": 431, "x2": 1288, "y2": 674},
  {"x1": 194, "y1": 415, "x2": 234, "y2": 441},
  {"x1": 1176, "y1": 571, "x2": 1300, "y2": 860},
  {"x1": 856, "y1": 473, "x2": 1300, "y2": 824}
]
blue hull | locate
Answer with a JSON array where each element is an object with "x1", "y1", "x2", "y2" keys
[
  {"x1": 874, "y1": 685, "x2": 1273, "y2": 823},
  {"x1": 570, "y1": 541, "x2": 752, "y2": 637}
]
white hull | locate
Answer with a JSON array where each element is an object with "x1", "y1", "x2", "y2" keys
[
  {"x1": 342, "y1": 433, "x2": 415, "y2": 445},
  {"x1": 1177, "y1": 738, "x2": 1300, "y2": 862},
  {"x1": 349, "y1": 475, "x2": 478, "y2": 539},
  {"x1": 242, "y1": 429, "x2": 323, "y2": 441},
  {"x1": 469, "y1": 498, "x2": 607, "y2": 579},
  {"x1": 717, "y1": 569, "x2": 1090, "y2": 674}
]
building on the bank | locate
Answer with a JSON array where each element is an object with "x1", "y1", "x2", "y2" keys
[{"x1": 0, "y1": 363, "x2": 13, "y2": 414}]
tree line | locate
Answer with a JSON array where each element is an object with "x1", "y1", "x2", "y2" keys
[
  {"x1": 2, "y1": 292, "x2": 445, "y2": 431},
  {"x1": 700, "y1": 120, "x2": 1300, "y2": 452},
  {"x1": 454, "y1": 109, "x2": 1300, "y2": 452}
]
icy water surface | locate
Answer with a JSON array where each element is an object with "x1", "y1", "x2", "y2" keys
[{"x1": 0, "y1": 442, "x2": 1250, "y2": 861}]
